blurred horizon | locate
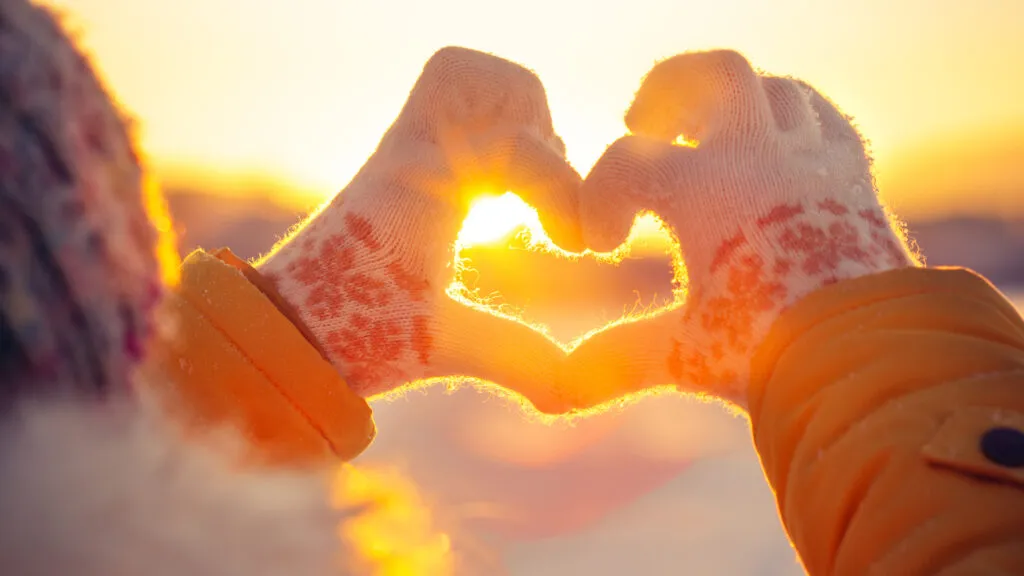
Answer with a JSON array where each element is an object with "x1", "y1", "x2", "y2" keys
[
  {"x1": 153, "y1": 119, "x2": 1024, "y2": 221},
  {"x1": 49, "y1": 0, "x2": 1024, "y2": 222}
]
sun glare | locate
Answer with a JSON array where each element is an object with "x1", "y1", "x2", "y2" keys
[{"x1": 457, "y1": 192, "x2": 544, "y2": 247}]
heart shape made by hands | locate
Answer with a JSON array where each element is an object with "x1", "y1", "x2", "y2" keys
[{"x1": 448, "y1": 192, "x2": 685, "y2": 354}]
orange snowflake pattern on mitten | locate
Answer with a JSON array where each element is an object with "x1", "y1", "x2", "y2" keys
[
  {"x1": 278, "y1": 213, "x2": 433, "y2": 386},
  {"x1": 569, "y1": 50, "x2": 917, "y2": 409},
  {"x1": 257, "y1": 47, "x2": 580, "y2": 404}
]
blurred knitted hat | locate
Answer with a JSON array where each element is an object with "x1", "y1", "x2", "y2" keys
[{"x1": 0, "y1": 0, "x2": 176, "y2": 404}]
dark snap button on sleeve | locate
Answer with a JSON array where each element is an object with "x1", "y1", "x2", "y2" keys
[
  {"x1": 923, "y1": 408, "x2": 1024, "y2": 487},
  {"x1": 979, "y1": 427, "x2": 1024, "y2": 468}
]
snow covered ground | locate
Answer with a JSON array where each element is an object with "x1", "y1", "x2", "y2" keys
[{"x1": 362, "y1": 288, "x2": 1024, "y2": 575}]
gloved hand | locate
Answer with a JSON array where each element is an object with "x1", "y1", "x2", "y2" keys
[
  {"x1": 259, "y1": 47, "x2": 581, "y2": 408},
  {"x1": 563, "y1": 50, "x2": 917, "y2": 410}
]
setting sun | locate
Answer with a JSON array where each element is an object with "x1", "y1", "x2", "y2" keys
[
  {"x1": 457, "y1": 192, "x2": 677, "y2": 255},
  {"x1": 457, "y1": 193, "x2": 543, "y2": 247}
]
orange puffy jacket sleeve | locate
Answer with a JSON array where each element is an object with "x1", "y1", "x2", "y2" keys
[
  {"x1": 750, "y1": 267, "x2": 1024, "y2": 575},
  {"x1": 142, "y1": 248, "x2": 375, "y2": 465}
]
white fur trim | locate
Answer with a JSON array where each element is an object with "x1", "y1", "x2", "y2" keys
[{"x1": 0, "y1": 394, "x2": 352, "y2": 576}]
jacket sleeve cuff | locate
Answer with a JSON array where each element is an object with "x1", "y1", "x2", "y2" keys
[
  {"x1": 746, "y1": 266, "x2": 1024, "y2": 573},
  {"x1": 146, "y1": 249, "x2": 375, "y2": 464}
]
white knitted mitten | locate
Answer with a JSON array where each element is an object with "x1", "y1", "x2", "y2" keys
[
  {"x1": 565, "y1": 50, "x2": 917, "y2": 409},
  {"x1": 259, "y1": 47, "x2": 581, "y2": 407}
]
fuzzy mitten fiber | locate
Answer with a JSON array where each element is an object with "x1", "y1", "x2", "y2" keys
[
  {"x1": 564, "y1": 50, "x2": 917, "y2": 409},
  {"x1": 259, "y1": 47, "x2": 581, "y2": 409}
]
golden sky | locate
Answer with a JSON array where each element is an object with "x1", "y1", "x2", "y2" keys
[{"x1": 52, "y1": 0, "x2": 1024, "y2": 218}]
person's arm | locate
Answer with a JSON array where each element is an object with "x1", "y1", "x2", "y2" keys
[
  {"x1": 750, "y1": 266, "x2": 1024, "y2": 575},
  {"x1": 561, "y1": 50, "x2": 1024, "y2": 574},
  {"x1": 142, "y1": 248, "x2": 374, "y2": 465},
  {"x1": 141, "y1": 47, "x2": 584, "y2": 464}
]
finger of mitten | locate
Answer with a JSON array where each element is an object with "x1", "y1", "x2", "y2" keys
[
  {"x1": 759, "y1": 76, "x2": 825, "y2": 151},
  {"x1": 386, "y1": 48, "x2": 581, "y2": 249},
  {"x1": 430, "y1": 297, "x2": 567, "y2": 414},
  {"x1": 559, "y1": 307, "x2": 687, "y2": 411},
  {"x1": 790, "y1": 77, "x2": 879, "y2": 191},
  {"x1": 761, "y1": 76, "x2": 812, "y2": 132},
  {"x1": 467, "y1": 129, "x2": 584, "y2": 252},
  {"x1": 398, "y1": 46, "x2": 557, "y2": 145},
  {"x1": 626, "y1": 50, "x2": 774, "y2": 144},
  {"x1": 792, "y1": 78, "x2": 868, "y2": 148},
  {"x1": 578, "y1": 135, "x2": 695, "y2": 253}
]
